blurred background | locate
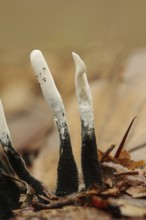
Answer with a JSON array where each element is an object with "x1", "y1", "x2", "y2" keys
[{"x1": 1, "y1": 0, "x2": 146, "y2": 187}]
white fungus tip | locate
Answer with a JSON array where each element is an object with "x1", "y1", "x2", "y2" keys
[
  {"x1": 72, "y1": 52, "x2": 86, "y2": 76},
  {"x1": 30, "y1": 49, "x2": 51, "y2": 82},
  {"x1": 30, "y1": 49, "x2": 68, "y2": 139},
  {"x1": 73, "y1": 53, "x2": 94, "y2": 130},
  {"x1": 30, "y1": 50, "x2": 42, "y2": 62},
  {"x1": 0, "y1": 100, "x2": 11, "y2": 145}
]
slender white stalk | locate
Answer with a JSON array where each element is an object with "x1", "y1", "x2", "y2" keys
[
  {"x1": 30, "y1": 50, "x2": 68, "y2": 139},
  {"x1": 0, "y1": 100, "x2": 11, "y2": 146},
  {"x1": 72, "y1": 52, "x2": 94, "y2": 131}
]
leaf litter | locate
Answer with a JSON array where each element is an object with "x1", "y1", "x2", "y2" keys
[{"x1": 0, "y1": 116, "x2": 146, "y2": 219}]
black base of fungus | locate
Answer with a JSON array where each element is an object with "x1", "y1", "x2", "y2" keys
[
  {"x1": 0, "y1": 170, "x2": 20, "y2": 210},
  {"x1": 81, "y1": 124, "x2": 103, "y2": 189},
  {"x1": 1, "y1": 138, "x2": 47, "y2": 197},
  {"x1": 0, "y1": 193, "x2": 15, "y2": 220},
  {"x1": 56, "y1": 130, "x2": 78, "y2": 196}
]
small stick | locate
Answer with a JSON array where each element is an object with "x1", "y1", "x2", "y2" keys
[
  {"x1": 114, "y1": 171, "x2": 139, "y2": 176},
  {"x1": 32, "y1": 197, "x2": 75, "y2": 211},
  {"x1": 0, "y1": 100, "x2": 50, "y2": 198},
  {"x1": 30, "y1": 50, "x2": 78, "y2": 196},
  {"x1": 114, "y1": 116, "x2": 137, "y2": 159},
  {"x1": 72, "y1": 52, "x2": 103, "y2": 189},
  {"x1": 100, "y1": 144, "x2": 116, "y2": 163}
]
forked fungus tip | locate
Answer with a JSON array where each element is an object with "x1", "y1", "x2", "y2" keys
[{"x1": 72, "y1": 52, "x2": 86, "y2": 76}]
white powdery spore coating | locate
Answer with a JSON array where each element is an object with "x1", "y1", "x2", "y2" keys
[
  {"x1": 0, "y1": 100, "x2": 11, "y2": 145},
  {"x1": 72, "y1": 52, "x2": 94, "y2": 130},
  {"x1": 30, "y1": 50, "x2": 67, "y2": 139}
]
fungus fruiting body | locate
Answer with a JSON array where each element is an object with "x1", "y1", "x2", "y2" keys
[
  {"x1": 30, "y1": 50, "x2": 78, "y2": 196},
  {"x1": 72, "y1": 52, "x2": 103, "y2": 189},
  {"x1": 0, "y1": 51, "x2": 105, "y2": 200},
  {"x1": 30, "y1": 50, "x2": 103, "y2": 192}
]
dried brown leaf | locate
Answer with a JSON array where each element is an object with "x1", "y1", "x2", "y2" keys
[
  {"x1": 109, "y1": 197, "x2": 146, "y2": 217},
  {"x1": 126, "y1": 185, "x2": 146, "y2": 198}
]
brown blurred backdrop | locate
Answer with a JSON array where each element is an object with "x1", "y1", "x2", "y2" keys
[{"x1": 0, "y1": 0, "x2": 146, "y2": 111}]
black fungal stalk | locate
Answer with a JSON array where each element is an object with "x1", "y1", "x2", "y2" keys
[
  {"x1": 72, "y1": 52, "x2": 103, "y2": 189},
  {"x1": 0, "y1": 169, "x2": 20, "y2": 210},
  {"x1": 81, "y1": 125, "x2": 103, "y2": 188},
  {"x1": 0, "y1": 169, "x2": 21, "y2": 219},
  {"x1": 0, "y1": 192, "x2": 15, "y2": 220},
  {"x1": 56, "y1": 127, "x2": 78, "y2": 196},
  {"x1": 0, "y1": 101, "x2": 50, "y2": 198},
  {"x1": 30, "y1": 50, "x2": 78, "y2": 196},
  {"x1": 1, "y1": 138, "x2": 48, "y2": 196}
]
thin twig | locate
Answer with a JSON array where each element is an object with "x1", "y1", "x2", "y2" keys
[
  {"x1": 114, "y1": 116, "x2": 137, "y2": 158},
  {"x1": 32, "y1": 198, "x2": 75, "y2": 211},
  {"x1": 100, "y1": 144, "x2": 116, "y2": 163},
  {"x1": 114, "y1": 171, "x2": 139, "y2": 176}
]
